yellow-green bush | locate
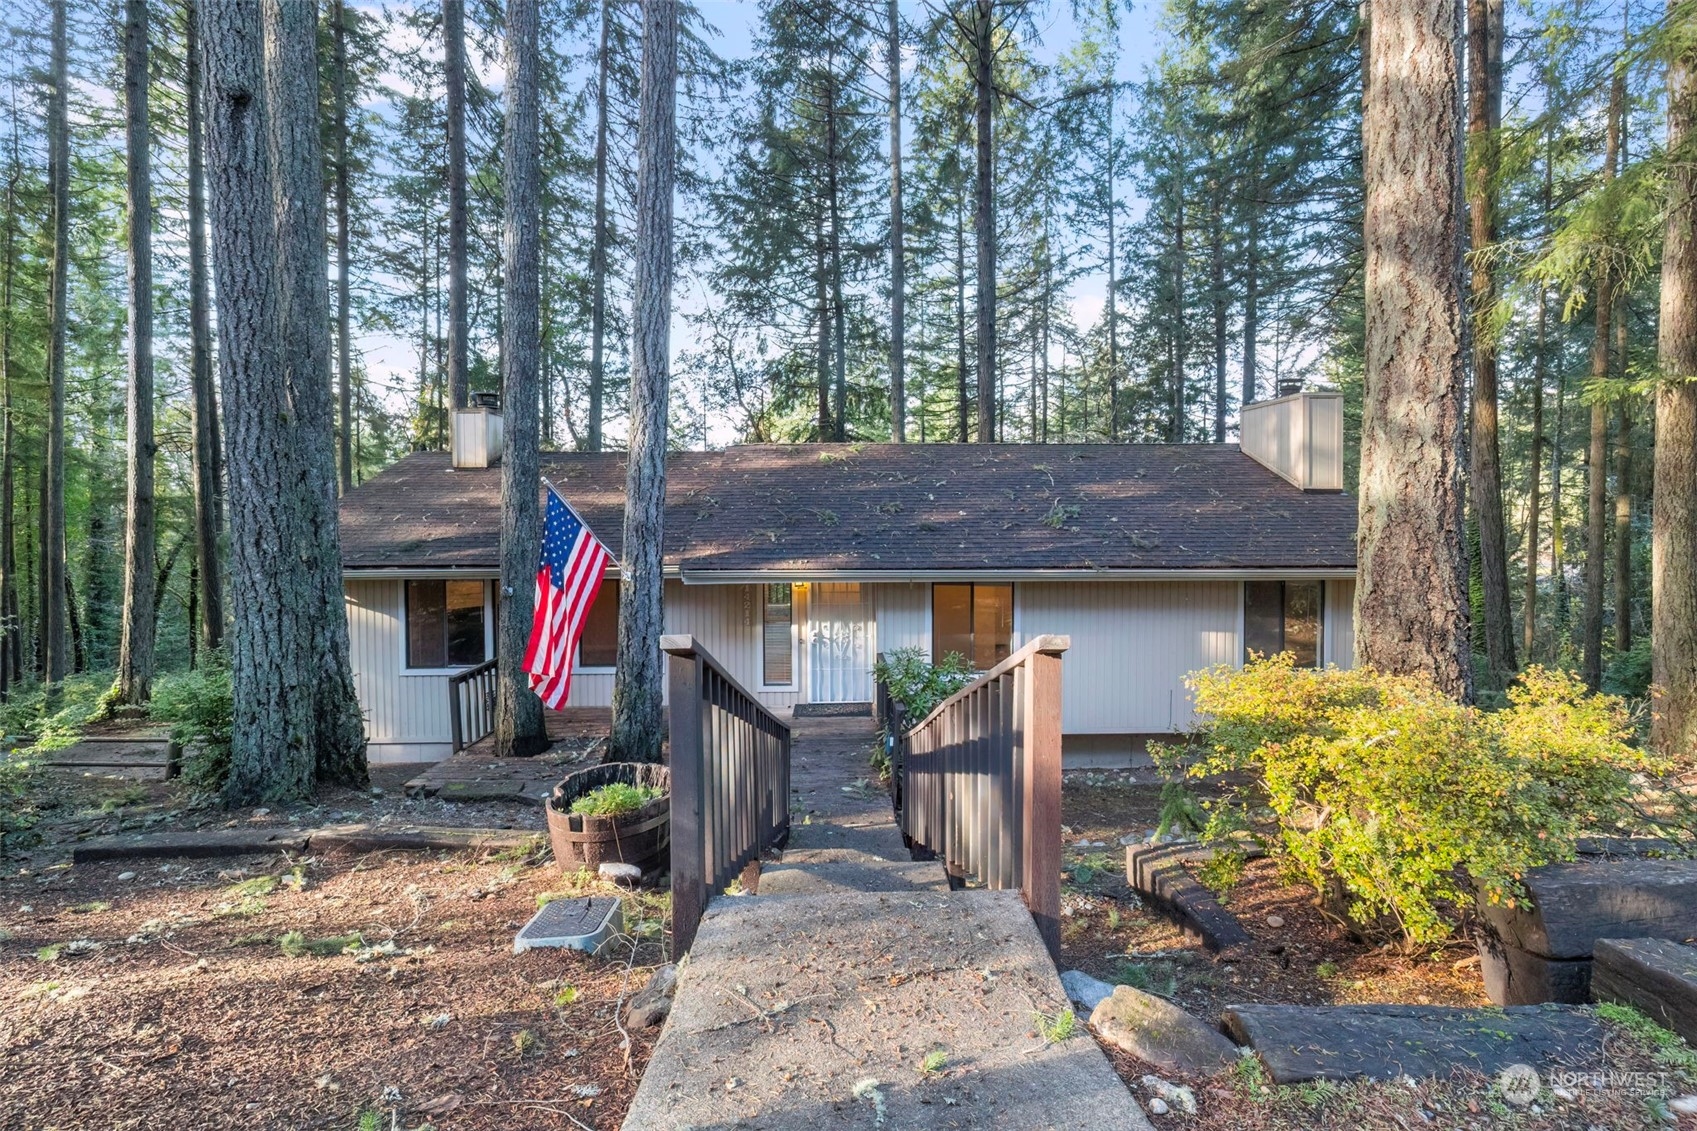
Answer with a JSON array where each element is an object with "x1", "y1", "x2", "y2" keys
[{"x1": 1166, "y1": 656, "x2": 1659, "y2": 946}]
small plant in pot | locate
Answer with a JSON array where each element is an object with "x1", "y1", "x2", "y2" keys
[{"x1": 545, "y1": 762, "x2": 671, "y2": 879}]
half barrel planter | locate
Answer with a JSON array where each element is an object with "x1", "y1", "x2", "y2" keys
[
  {"x1": 545, "y1": 762, "x2": 671, "y2": 879},
  {"x1": 1475, "y1": 848, "x2": 1697, "y2": 1005}
]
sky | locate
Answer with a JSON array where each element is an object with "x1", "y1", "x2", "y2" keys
[{"x1": 356, "y1": 0, "x2": 1173, "y2": 447}]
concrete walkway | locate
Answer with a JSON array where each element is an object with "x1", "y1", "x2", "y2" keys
[{"x1": 623, "y1": 713, "x2": 1152, "y2": 1131}]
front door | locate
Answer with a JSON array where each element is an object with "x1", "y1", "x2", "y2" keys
[{"x1": 807, "y1": 582, "x2": 872, "y2": 702}]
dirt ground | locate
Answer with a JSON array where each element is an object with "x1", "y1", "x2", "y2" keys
[
  {"x1": 1059, "y1": 771, "x2": 1697, "y2": 1130},
  {"x1": 0, "y1": 767, "x2": 662, "y2": 1131}
]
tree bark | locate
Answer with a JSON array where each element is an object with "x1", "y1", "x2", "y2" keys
[
  {"x1": 826, "y1": 77, "x2": 846, "y2": 443},
  {"x1": 42, "y1": 0, "x2": 69, "y2": 686},
  {"x1": 1524, "y1": 281, "x2": 1546, "y2": 660},
  {"x1": 955, "y1": 185, "x2": 968, "y2": 441},
  {"x1": 333, "y1": 0, "x2": 354, "y2": 493},
  {"x1": 116, "y1": 0, "x2": 157, "y2": 706},
  {"x1": 1210, "y1": 180, "x2": 1227, "y2": 443},
  {"x1": 444, "y1": 0, "x2": 468, "y2": 412},
  {"x1": 0, "y1": 137, "x2": 17, "y2": 697},
  {"x1": 494, "y1": 0, "x2": 548, "y2": 758},
  {"x1": 887, "y1": 0, "x2": 905, "y2": 442},
  {"x1": 587, "y1": 0, "x2": 612, "y2": 452},
  {"x1": 1614, "y1": 314, "x2": 1633, "y2": 653},
  {"x1": 610, "y1": 0, "x2": 677, "y2": 764},
  {"x1": 1583, "y1": 65, "x2": 1623, "y2": 691},
  {"x1": 204, "y1": 0, "x2": 367, "y2": 803},
  {"x1": 1105, "y1": 82, "x2": 1119, "y2": 440},
  {"x1": 972, "y1": 0, "x2": 995, "y2": 443},
  {"x1": 1354, "y1": 0, "x2": 1472, "y2": 700},
  {"x1": 186, "y1": 0, "x2": 225, "y2": 652},
  {"x1": 1467, "y1": 0, "x2": 1514, "y2": 686},
  {"x1": 1242, "y1": 153, "x2": 1260, "y2": 410},
  {"x1": 1652, "y1": 10, "x2": 1697, "y2": 757}
]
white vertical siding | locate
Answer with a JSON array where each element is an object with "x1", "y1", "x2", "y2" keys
[
  {"x1": 1017, "y1": 581, "x2": 1241, "y2": 734},
  {"x1": 345, "y1": 579, "x2": 456, "y2": 757},
  {"x1": 1326, "y1": 578, "x2": 1357, "y2": 669},
  {"x1": 870, "y1": 582, "x2": 930, "y2": 656}
]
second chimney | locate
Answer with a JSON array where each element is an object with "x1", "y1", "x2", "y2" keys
[{"x1": 451, "y1": 392, "x2": 505, "y2": 469}]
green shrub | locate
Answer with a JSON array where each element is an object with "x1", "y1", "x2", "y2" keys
[
  {"x1": 0, "y1": 673, "x2": 111, "y2": 752},
  {"x1": 1169, "y1": 656, "x2": 1659, "y2": 947},
  {"x1": 1603, "y1": 637, "x2": 1653, "y2": 699},
  {"x1": 568, "y1": 781, "x2": 662, "y2": 817},
  {"x1": 872, "y1": 647, "x2": 974, "y2": 723},
  {"x1": 151, "y1": 653, "x2": 233, "y2": 791}
]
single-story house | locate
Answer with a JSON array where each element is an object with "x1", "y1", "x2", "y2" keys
[{"x1": 338, "y1": 391, "x2": 1358, "y2": 766}]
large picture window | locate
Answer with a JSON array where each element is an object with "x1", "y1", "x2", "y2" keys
[
  {"x1": 577, "y1": 583, "x2": 619, "y2": 669},
  {"x1": 405, "y1": 580, "x2": 488, "y2": 669},
  {"x1": 933, "y1": 583, "x2": 1014, "y2": 670},
  {"x1": 1244, "y1": 580, "x2": 1323, "y2": 667},
  {"x1": 762, "y1": 583, "x2": 794, "y2": 686}
]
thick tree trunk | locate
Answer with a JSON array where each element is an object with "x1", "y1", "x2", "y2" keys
[
  {"x1": 1583, "y1": 69, "x2": 1623, "y2": 691},
  {"x1": 333, "y1": 0, "x2": 354, "y2": 493},
  {"x1": 42, "y1": 0, "x2": 69, "y2": 686},
  {"x1": 972, "y1": 0, "x2": 995, "y2": 443},
  {"x1": 494, "y1": 0, "x2": 547, "y2": 759},
  {"x1": 587, "y1": 0, "x2": 613, "y2": 452},
  {"x1": 186, "y1": 0, "x2": 225, "y2": 652},
  {"x1": 815, "y1": 221, "x2": 830, "y2": 439},
  {"x1": 1353, "y1": 0, "x2": 1472, "y2": 700},
  {"x1": 204, "y1": 0, "x2": 367, "y2": 803},
  {"x1": 610, "y1": 0, "x2": 677, "y2": 764},
  {"x1": 955, "y1": 187, "x2": 968, "y2": 441},
  {"x1": 444, "y1": 0, "x2": 468, "y2": 412},
  {"x1": 887, "y1": 0, "x2": 905, "y2": 442},
  {"x1": 115, "y1": 0, "x2": 157, "y2": 707},
  {"x1": 1652, "y1": 15, "x2": 1697, "y2": 757},
  {"x1": 1466, "y1": 0, "x2": 1514, "y2": 686}
]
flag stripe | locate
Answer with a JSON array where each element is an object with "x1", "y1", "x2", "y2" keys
[{"x1": 523, "y1": 487, "x2": 613, "y2": 710}]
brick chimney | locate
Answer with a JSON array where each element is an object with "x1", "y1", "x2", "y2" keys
[{"x1": 1240, "y1": 389, "x2": 1344, "y2": 492}]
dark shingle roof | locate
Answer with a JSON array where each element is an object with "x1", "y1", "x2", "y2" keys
[{"x1": 338, "y1": 444, "x2": 1358, "y2": 573}]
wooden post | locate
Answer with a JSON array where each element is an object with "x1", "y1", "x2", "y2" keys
[
  {"x1": 1022, "y1": 646, "x2": 1064, "y2": 961},
  {"x1": 664, "y1": 635, "x2": 706, "y2": 955}
]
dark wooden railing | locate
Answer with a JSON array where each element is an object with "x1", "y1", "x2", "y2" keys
[
  {"x1": 663, "y1": 634, "x2": 793, "y2": 954},
  {"x1": 893, "y1": 634, "x2": 1069, "y2": 958},
  {"x1": 447, "y1": 658, "x2": 498, "y2": 753}
]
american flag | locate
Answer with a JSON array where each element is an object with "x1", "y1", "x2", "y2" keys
[{"x1": 523, "y1": 484, "x2": 612, "y2": 709}]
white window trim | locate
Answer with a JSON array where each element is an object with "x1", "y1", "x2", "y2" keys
[
  {"x1": 399, "y1": 579, "x2": 495, "y2": 676},
  {"x1": 759, "y1": 582, "x2": 798, "y2": 690}
]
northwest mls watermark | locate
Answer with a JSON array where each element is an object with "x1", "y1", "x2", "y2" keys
[{"x1": 1496, "y1": 1063, "x2": 1671, "y2": 1105}]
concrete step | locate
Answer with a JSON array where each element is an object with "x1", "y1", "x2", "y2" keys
[
  {"x1": 758, "y1": 857, "x2": 948, "y2": 895},
  {"x1": 784, "y1": 817, "x2": 911, "y2": 862},
  {"x1": 623, "y1": 888, "x2": 1151, "y2": 1131}
]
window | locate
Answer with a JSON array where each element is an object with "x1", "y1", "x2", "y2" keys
[
  {"x1": 1244, "y1": 580, "x2": 1323, "y2": 667},
  {"x1": 762, "y1": 583, "x2": 794, "y2": 685},
  {"x1": 577, "y1": 583, "x2": 619, "y2": 668},
  {"x1": 405, "y1": 580, "x2": 488, "y2": 669},
  {"x1": 933, "y1": 583, "x2": 1014, "y2": 670}
]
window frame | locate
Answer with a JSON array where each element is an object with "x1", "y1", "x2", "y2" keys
[
  {"x1": 1241, "y1": 579, "x2": 1325, "y2": 668},
  {"x1": 574, "y1": 582, "x2": 620, "y2": 673},
  {"x1": 930, "y1": 582, "x2": 1016, "y2": 671},
  {"x1": 759, "y1": 582, "x2": 798, "y2": 689},
  {"x1": 400, "y1": 578, "x2": 495, "y2": 675}
]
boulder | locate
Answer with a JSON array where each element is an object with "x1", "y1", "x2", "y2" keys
[
  {"x1": 1089, "y1": 985, "x2": 1239, "y2": 1076},
  {"x1": 1060, "y1": 969, "x2": 1116, "y2": 1012},
  {"x1": 624, "y1": 963, "x2": 678, "y2": 1029}
]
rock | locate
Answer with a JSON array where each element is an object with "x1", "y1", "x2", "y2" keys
[
  {"x1": 1147, "y1": 1097, "x2": 1169, "y2": 1116},
  {"x1": 1120, "y1": 834, "x2": 1142, "y2": 847},
  {"x1": 624, "y1": 963, "x2": 678, "y2": 1029},
  {"x1": 1090, "y1": 985, "x2": 1239, "y2": 1075},
  {"x1": 117, "y1": 872, "x2": 136, "y2": 882},
  {"x1": 1060, "y1": 969, "x2": 1116, "y2": 1012},
  {"x1": 599, "y1": 862, "x2": 643, "y2": 886},
  {"x1": 1266, "y1": 915, "x2": 1285, "y2": 929},
  {"x1": 1138, "y1": 1075, "x2": 1198, "y2": 1116},
  {"x1": 1669, "y1": 1095, "x2": 1697, "y2": 1116}
]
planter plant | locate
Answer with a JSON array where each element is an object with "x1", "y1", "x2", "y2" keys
[{"x1": 545, "y1": 761, "x2": 671, "y2": 877}]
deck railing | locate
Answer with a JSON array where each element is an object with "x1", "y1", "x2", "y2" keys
[
  {"x1": 893, "y1": 634, "x2": 1069, "y2": 958},
  {"x1": 663, "y1": 634, "x2": 793, "y2": 954},
  {"x1": 447, "y1": 658, "x2": 499, "y2": 753}
]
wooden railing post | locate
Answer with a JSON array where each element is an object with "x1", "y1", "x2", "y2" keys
[
  {"x1": 1021, "y1": 646, "x2": 1064, "y2": 961},
  {"x1": 665, "y1": 637, "x2": 707, "y2": 956}
]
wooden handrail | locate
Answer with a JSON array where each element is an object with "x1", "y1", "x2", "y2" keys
[
  {"x1": 894, "y1": 634, "x2": 1069, "y2": 959},
  {"x1": 663, "y1": 634, "x2": 793, "y2": 955},
  {"x1": 446, "y1": 658, "x2": 498, "y2": 753}
]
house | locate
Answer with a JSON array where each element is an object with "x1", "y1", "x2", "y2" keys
[{"x1": 338, "y1": 391, "x2": 1358, "y2": 766}]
